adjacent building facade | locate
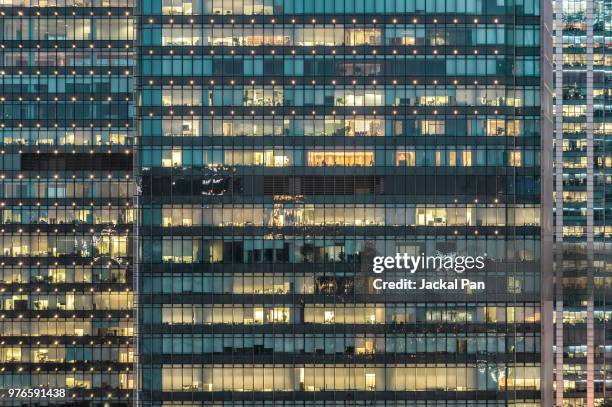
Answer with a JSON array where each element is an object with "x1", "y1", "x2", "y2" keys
[
  {"x1": 136, "y1": 0, "x2": 552, "y2": 405},
  {"x1": 0, "y1": 0, "x2": 135, "y2": 404},
  {"x1": 553, "y1": 0, "x2": 612, "y2": 405}
]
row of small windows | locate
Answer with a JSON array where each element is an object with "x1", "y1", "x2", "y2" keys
[
  {"x1": 0, "y1": 86, "x2": 538, "y2": 108},
  {"x1": 141, "y1": 270, "x2": 536, "y2": 296},
  {"x1": 0, "y1": 19, "x2": 133, "y2": 41},
  {"x1": 559, "y1": 86, "x2": 609, "y2": 103},
  {"x1": 559, "y1": 122, "x2": 611, "y2": 135},
  {"x1": 555, "y1": 191, "x2": 588, "y2": 203},
  {"x1": 0, "y1": 234, "x2": 129, "y2": 257},
  {"x1": 139, "y1": 56, "x2": 539, "y2": 78},
  {"x1": 561, "y1": 225, "x2": 612, "y2": 239},
  {"x1": 0, "y1": 130, "x2": 131, "y2": 146},
  {"x1": 139, "y1": 57, "x2": 536, "y2": 78},
  {"x1": 144, "y1": 272, "x2": 538, "y2": 295},
  {"x1": 0, "y1": 105, "x2": 131, "y2": 121},
  {"x1": 0, "y1": 372, "x2": 133, "y2": 392},
  {"x1": 0, "y1": 181, "x2": 133, "y2": 198},
  {"x1": 560, "y1": 52, "x2": 612, "y2": 67},
  {"x1": 142, "y1": 116, "x2": 541, "y2": 138},
  {"x1": 0, "y1": 265, "x2": 129, "y2": 284},
  {"x1": 146, "y1": 86, "x2": 539, "y2": 108},
  {"x1": 0, "y1": 345, "x2": 133, "y2": 364},
  {"x1": 557, "y1": 207, "x2": 612, "y2": 221},
  {"x1": 560, "y1": 105, "x2": 610, "y2": 118},
  {"x1": 3, "y1": 53, "x2": 133, "y2": 69},
  {"x1": 0, "y1": 0, "x2": 132, "y2": 5},
  {"x1": 158, "y1": 364, "x2": 540, "y2": 392},
  {"x1": 0, "y1": 78, "x2": 132, "y2": 93},
  {"x1": 0, "y1": 53, "x2": 537, "y2": 76},
  {"x1": 561, "y1": 310, "x2": 612, "y2": 324},
  {"x1": 1, "y1": 207, "x2": 134, "y2": 225},
  {"x1": 142, "y1": 148, "x2": 536, "y2": 167},
  {"x1": 561, "y1": 34, "x2": 609, "y2": 47},
  {"x1": 149, "y1": 25, "x2": 517, "y2": 47},
  {"x1": 0, "y1": 204, "x2": 538, "y2": 228},
  {"x1": 143, "y1": 117, "x2": 534, "y2": 139},
  {"x1": 141, "y1": 86, "x2": 540, "y2": 107},
  {"x1": 0, "y1": 292, "x2": 133, "y2": 311},
  {"x1": 145, "y1": 204, "x2": 540, "y2": 227},
  {"x1": 0, "y1": 319, "x2": 133, "y2": 336},
  {"x1": 153, "y1": 303, "x2": 541, "y2": 325},
  {"x1": 145, "y1": 0, "x2": 539, "y2": 16},
  {"x1": 147, "y1": 333, "x2": 540, "y2": 355},
  {"x1": 561, "y1": 155, "x2": 612, "y2": 169},
  {"x1": 141, "y1": 237, "x2": 541, "y2": 264}
]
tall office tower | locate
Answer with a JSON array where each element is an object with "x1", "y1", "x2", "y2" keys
[
  {"x1": 552, "y1": 0, "x2": 612, "y2": 406},
  {"x1": 0, "y1": 0, "x2": 135, "y2": 404},
  {"x1": 136, "y1": 0, "x2": 552, "y2": 406}
]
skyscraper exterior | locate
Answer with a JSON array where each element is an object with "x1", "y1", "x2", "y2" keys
[
  {"x1": 0, "y1": 0, "x2": 135, "y2": 404},
  {"x1": 553, "y1": 0, "x2": 611, "y2": 405},
  {"x1": 136, "y1": 1, "x2": 552, "y2": 406}
]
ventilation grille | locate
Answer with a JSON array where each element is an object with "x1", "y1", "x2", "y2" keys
[
  {"x1": 21, "y1": 153, "x2": 132, "y2": 171},
  {"x1": 264, "y1": 176, "x2": 383, "y2": 195}
]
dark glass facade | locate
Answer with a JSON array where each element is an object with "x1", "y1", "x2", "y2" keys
[
  {"x1": 136, "y1": 0, "x2": 552, "y2": 406},
  {"x1": 0, "y1": 0, "x2": 135, "y2": 404}
]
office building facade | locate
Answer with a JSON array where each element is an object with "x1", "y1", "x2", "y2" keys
[
  {"x1": 0, "y1": 0, "x2": 135, "y2": 404},
  {"x1": 136, "y1": 0, "x2": 552, "y2": 406},
  {"x1": 553, "y1": 0, "x2": 611, "y2": 405}
]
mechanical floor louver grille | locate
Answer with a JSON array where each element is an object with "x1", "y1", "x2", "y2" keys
[
  {"x1": 264, "y1": 176, "x2": 383, "y2": 195},
  {"x1": 21, "y1": 153, "x2": 133, "y2": 171}
]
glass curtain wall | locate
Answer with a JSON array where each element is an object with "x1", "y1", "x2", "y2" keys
[
  {"x1": 0, "y1": 0, "x2": 135, "y2": 404},
  {"x1": 136, "y1": 0, "x2": 552, "y2": 405}
]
